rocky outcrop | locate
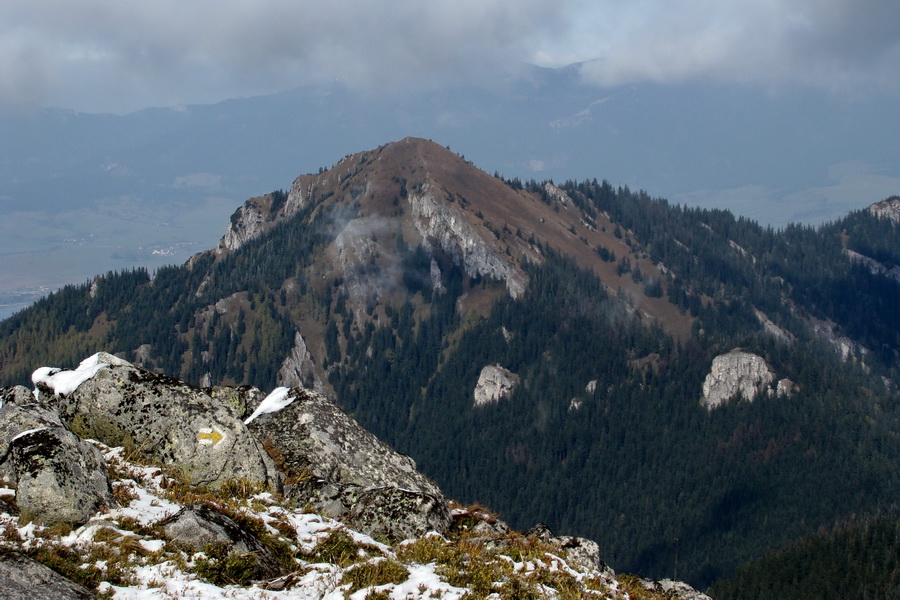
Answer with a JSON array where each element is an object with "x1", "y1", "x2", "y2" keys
[
  {"x1": 754, "y1": 309, "x2": 795, "y2": 345},
  {"x1": 409, "y1": 190, "x2": 527, "y2": 299},
  {"x1": 160, "y1": 504, "x2": 287, "y2": 580},
  {"x1": 843, "y1": 248, "x2": 900, "y2": 283},
  {"x1": 639, "y1": 578, "x2": 714, "y2": 600},
  {"x1": 0, "y1": 395, "x2": 114, "y2": 526},
  {"x1": 244, "y1": 387, "x2": 440, "y2": 496},
  {"x1": 473, "y1": 365, "x2": 518, "y2": 407},
  {"x1": 277, "y1": 332, "x2": 325, "y2": 393},
  {"x1": 0, "y1": 551, "x2": 94, "y2": 599},
  {"x1": 284, "y1": 478, "x2": 450, "y2": 542},
  {"x1": 812, "y1": 320, "x2": 869, "y2": 363},
  {"x1": 868, "y1": 196, "x2": 900, "y2": 224},
  {"x1": 52, "y1": 354, "x2": 279, "y2": 490},
  {"x1": 526, "y1": 523, "x2": 613, "y2": 575},
  {"x1": 701, "y1": 350, "x2": 795, "y2": 409}
]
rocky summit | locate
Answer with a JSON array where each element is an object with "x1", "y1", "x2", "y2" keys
[{"x1": 0, "y1": 353, "x2": 711, "y2": 599}]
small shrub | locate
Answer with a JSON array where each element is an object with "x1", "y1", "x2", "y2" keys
[
  {"x1": 617, "y1": 574, "x2": 671, "y2": 600},
  {"x1": 194, "y1": 543, "x2": 257, "y2": 586},
  {"x1": 307, "y1": 530, "x2": 366, "y2": 567},
  {"x1": 342, "y1": 558, "x2": 409, "y2": 593},
  {"x1": 218, "y1": 478, "x2": 268, "y2": 500},
  {"x1": 112, "y1": 482, "x2": 139, "y2": 505},
  {"x1": 396, "y1": 534, "x2": 453, "y2": 565}
]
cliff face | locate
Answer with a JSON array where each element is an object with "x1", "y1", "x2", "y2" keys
[
  {"x1": 473, "y1": 364, "x2": 519, "y2": 407},
  {"x1": 868, "y1": 196, "x2": 900, "y2": 224},
  {"x1": 409, "y1": 189, "x2": 527, "y2": 299},
  {"x1": 701, "y1": 350, "x2": 795, "y2": 409}
]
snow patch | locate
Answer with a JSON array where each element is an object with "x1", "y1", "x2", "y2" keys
[
  {"x1": 31, "y1": 353, "x2": 110, "y2": 399},
  {"x1": 243, "y1": 387, "x2": 293, "y2": 424}
]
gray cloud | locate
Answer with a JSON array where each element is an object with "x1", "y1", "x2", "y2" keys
[
  {"x1": 570, "y1": 0, "x2": 900, "y2": 94},
  {"x1": 2, "y1": 0, "x2": 899, "y2": 113},
  {"x1": 0, "y1": 0, "x2": 566, "y2": 113}
]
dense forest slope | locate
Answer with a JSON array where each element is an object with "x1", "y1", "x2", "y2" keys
[
  {"x1": 710, "y1": 511, "x2": 900, "y2": 600},
  {"x1": 1, "y1": 138, "x2": 899, "y2": 591}
]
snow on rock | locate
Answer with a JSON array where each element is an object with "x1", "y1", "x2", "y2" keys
[
  {"x1": 244, "y1": 387, "x2": 293, "y2": 424},
  {"x1": 473, "y1": 364, "x2": 518, "y2": 407},
  {"x1": 244, "y1": 387, "x2": 442, "y2": 496},
  {"x1": 31, "y1": 352, "x2": 131, "y2": 400}
]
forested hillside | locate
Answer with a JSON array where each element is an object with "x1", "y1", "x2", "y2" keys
[
  {"x1": 710, "y1": 511, "x2": 900, "y2": 600},
  {"x1": 1, "y1": 138, "x2": 898, "y2": 591}
]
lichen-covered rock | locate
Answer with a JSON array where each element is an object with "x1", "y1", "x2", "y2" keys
[
  {"x1": 639, "y1": 578, "x2": 714, "y2": 600},
  {"x1": 348, "y1": 487, "x2": 451, "y2": 543},
  {"x1": 0, "y1": 551, "x2": 94, "y2": 599},
  {"x1": 526, "y1": 523, "x2": 613, "y2": 576},
  {"x1": 0, "y1": 386, "x2": 33, "y2": 408},
  {"x1": 473, "y1": 365, "x2": 518, "y2": 407},
  {"x1": 244, "y1": 387, "x2": 440, "y2": 496},
  {"x1": 0, "y1": 398, "x2": 114, "y2": 526},
  {"x1": 160, "y1": 504, "x2": 286, "y2": 581},
  {"x1": 54, "y1": 356, "x2": 279, "y2": 490},
  {"x1": 285, "y1": 478, "x2": 450, "y2": 542},
  {"x1": 701, "y1": 350, "x2": 776, "y2": 409}
]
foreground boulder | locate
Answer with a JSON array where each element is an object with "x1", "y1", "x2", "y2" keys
[
  {"x1": 0, "y1": 551, "x2": 93, "y2": 599},
  {"x1": 244, "y1": 386, "x2": 451, "y2": 540},
  {"x1": 160, "y1": 504, "x2": 287, "y2": 581},
  {"x1": 0, "y1": 391, "x2": 114, "y2": 526},
  {"x1": 51, "y1": 354, "x2": 279, "y2": 490},
  {"x1": 244, "y1": 387, "x2": 440, "y2": 495},
  {"x1": 286, "y1": 477, "x2": 451, "y2": 543}
]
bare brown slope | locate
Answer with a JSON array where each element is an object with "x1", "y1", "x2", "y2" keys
[{"x1": 213, "y1": 137, "x2": 693, "y2": 339}]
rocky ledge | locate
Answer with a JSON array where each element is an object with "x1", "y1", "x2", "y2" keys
[{"x1": 0, "y1": 353, "x2": 712, "y2": 599}]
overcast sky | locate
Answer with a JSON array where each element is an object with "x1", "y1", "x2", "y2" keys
[{"x1": 3, "y1": 0, "x2": 900, "y2": 114}]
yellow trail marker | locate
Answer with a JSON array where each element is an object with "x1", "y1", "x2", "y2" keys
[{"x1": 198, "y1": 427, "x2": 224, "y2": 446}]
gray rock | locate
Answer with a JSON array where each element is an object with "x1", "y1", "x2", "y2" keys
[
  {"x1": 639, "y1": 578, "x2": 714, "y2": 600},
  {"x1": 868, "y1": 196, "x2": 900, "y2": 224},
  {"x1": 0, "y1": 551, "x2": 94, "y2": 599},
  {"x1": 473, "y1": 365, "x2": 518, "y2": 407},
  {"x1": 160, "y1": 504, "x2": 286, "y2": 581},
  {"x1": 347, "y1": 487, "x2": 451, "y2": 543},
  {"x1": 276, "y1": 332, "x2": 325, "y2": 393},
  {"x1": 0, "y1": 399, "x2": 114, "y2": 526},
  {"x1": 409, "y1": 190, "x2": 527, "y2": 299},
  {"x1": 285, "y1": 478, "x2": 451, "y2": 543},
  {"x1": 0, "y1": 386, "x2": 34, "y2": 408},
  {"x1": 525, "y1": 523, "x2": 613, "y2": 575},
  {"x1": 701, "y1": 350, "x2": 775, "y2": 409},
  {"x1": 244, "y1": 387, "x2": 440, "y2": 496},
  {"x1": 55, "y1": 357, "x2": 279, "y2": 490}
]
